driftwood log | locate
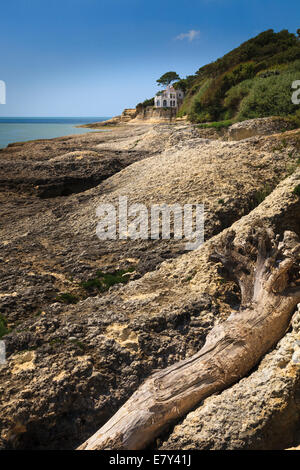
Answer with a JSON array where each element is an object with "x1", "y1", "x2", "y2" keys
[{"x1": 78, "y1": 227, "x2": 300, "y2": 450}]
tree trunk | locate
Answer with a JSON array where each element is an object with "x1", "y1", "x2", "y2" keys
[{"x1": 78, "y1": 228, "x2": 300, "y2": 450}]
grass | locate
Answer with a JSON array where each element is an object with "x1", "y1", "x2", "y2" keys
[
  {"x1": 49, "y1": 338, "x2": 64, "y2": 345},
  {"x1": 254, "y1": 184, "x2": 273, "y2": 205},
  {"x1": 131, "y1": 139, "x2": 141, "y2": 149},
  {"x1": 80, "y1": 278, "x2": 103, "y2": 292},
  {"x1": 55, "y1": 268, "x2": 136, "y2": 302},
  {"x1": 179, "y1": 78, "x2": 212, "y2": 119},
  {"x1": 55, "y1": 292, "x2": 79, "y2": 304},
  {"x1": 81, "y1": 268, "x2": 135, "y2": 294},
  {"x1": 197, "y1": 120, "x2": 233, "y2": 130},
  {"x1": 69, "y1": 339, "x2": 86, "y2": 350},
  {"x1": 272, "y1": 139, "x2": 290, "y2": 153},
  {"x1": 293, "y1": 184, "x2": 300, "y2": 197},
  {"x1": 0, "y1": 314, "x2": 9, "y2": 339}
]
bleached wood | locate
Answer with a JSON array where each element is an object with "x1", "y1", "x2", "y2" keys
[{"x1": 78, "y1": 229, "x2": 300, "y2": 450}]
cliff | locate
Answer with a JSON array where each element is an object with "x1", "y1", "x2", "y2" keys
[
  {"x1": 132, "y1": 106, "x2": 177, "y2": 122},
  {"x1": 83, "y1": 106, "x2": 179, "y2": 128},
  {"x1": 80, "y1": 108, "x2": 138, "y2": 128}
]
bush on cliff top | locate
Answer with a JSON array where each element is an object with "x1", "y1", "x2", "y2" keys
[
  {"x1": 176, "y1": 29, "x2": 300, "y2": 123},
  {"x1": 136, "y1": 97, "x2": 154, "y2": 111}
]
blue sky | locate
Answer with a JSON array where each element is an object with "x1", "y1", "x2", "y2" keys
[{"x1": 1, "y1": 0, "x2": 300, "y2": 117}]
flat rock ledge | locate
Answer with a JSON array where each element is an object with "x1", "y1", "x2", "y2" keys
[{"x1": 228, "y1": 117, "x2": 293, "y2": 141}]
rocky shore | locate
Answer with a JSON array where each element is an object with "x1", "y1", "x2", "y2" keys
[{"x1": 0, "y1": 118, "x2": 300, "y2": 449}]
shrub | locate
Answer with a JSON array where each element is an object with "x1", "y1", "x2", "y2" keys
[
  {"x1": 0, "y1": 314, "x2": 9, "y2": 339},
  {"x1": 178, "y1": 79, "x2": 211, "y2": 119},
  {"x1": 96, "y1": 269, "x2": 134, "y2": 288},
  {"x1": 293, "y1": 184, "x2": 300, "y2": 196},
  {"x1": 285, "y1": 109, "x2": 300, "y2": 129},
  {"x1": 81, "y1": 268, "x2": 135, "y2": 294},
  {"x1": 136, "y1": 97, "x2": 154, "y2": 111},
  {"x1": 81, "y1": 278, "x2": 104, "y2": 293},
  {"x1": 254, "y1": 184, "x2": 273, "y2": 205},
  {"x1": 224, "y1": 79, "x2": 253, "y2": 117},
  {"x1": 56, "y1": 292, "x2": 79, "y2": 304},
  {"x1": 179, "y1": 29, "x2": 300, "y2": 123},
  {"x1": 237, "y1": 70, "x2": 300, "y2": 120},
  {"x1": 197, "y1": 120, "x2": 233, "y2": 129}
]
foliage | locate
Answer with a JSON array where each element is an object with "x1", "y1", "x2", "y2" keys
[
  {"x1": 286, "y1": 109, "x2": 300, "y2": 129},
  {"x1": 173, "y1": 76, "x2": 196, "y2": 93},
  {"x1": 55, "y1": 292, "x2": 79, "y2": 304},
  {"x1": 237, "y1": 69, "x2": 300, "y2": 120},
  {"x1": 156, "y1": 71, "x2": 180, "y2": 87},
  {"x1": 293, "y1": 184, "x2": 300, "y2": 196},
  {"x1": 223, "y1": 79, "x2": 253, "y2": 118},
  {"x1": 81, "y1": 268, "x2": 135, "y2": 294},
  {"x1": 197, "y1": 120, "x2": 233, "y2": 129},
  {"x1": 136, "y1": 97, "x2": 154, "y2": 110},
  {"x1": 174, "y1": 29, "x2": 300, "y2": 123},
  {"x1": 0, "y1": 314, "x2": 9, "y2": 339},
  {"x1": 254, "y1": 185, "x2": 273, "y2": 205}
]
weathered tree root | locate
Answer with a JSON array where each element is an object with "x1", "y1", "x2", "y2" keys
[{"x1": 78, "y1": 228, "x2": 300, "y2": 450}]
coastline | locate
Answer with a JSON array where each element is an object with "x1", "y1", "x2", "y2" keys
[
  {"x1": 0, "y1": 117, "x2": 110, "y2": 150},
  {"x1": 1, "y1": 119, "x2": 300, "y2": 450}
]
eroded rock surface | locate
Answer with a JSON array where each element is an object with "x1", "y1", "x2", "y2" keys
[
  {"x1": 228, "y1": 117, "x2": 293, "y2": 141},
  {"x1": 161, "y1": 304, "x2": 300, "y2": 450},
  {"x1": 0, "y1": 121, "x2": 300, "y2": 450}
]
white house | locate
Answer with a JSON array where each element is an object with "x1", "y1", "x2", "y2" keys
[{"x1": 154, "y1": 85, "x2": 184, "y2": 109}]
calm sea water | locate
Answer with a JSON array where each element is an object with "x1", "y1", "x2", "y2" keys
[{"x1": 0, "y1": 117, "x2": 110, "y2": 149}]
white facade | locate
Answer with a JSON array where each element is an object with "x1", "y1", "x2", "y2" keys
[{"x1": 154, "y1": 85, "x2": 184, "y2": 108}]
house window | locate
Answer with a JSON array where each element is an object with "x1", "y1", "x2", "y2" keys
[
  {"x1": 157, "y1": 100, "x2": 160, "y2": 107},
  {"x1": 163, "y1": 100, "x2": 167, "y2": 107}
]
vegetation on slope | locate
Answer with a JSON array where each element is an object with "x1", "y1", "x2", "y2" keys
[
  {"x1": 137, "y1": 29, "x2": 300, "y2": 125},
  {"x1": 177, "y1": 29, "x2": 300, "y2": 123}
]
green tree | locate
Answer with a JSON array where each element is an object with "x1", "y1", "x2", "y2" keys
[
  {"x1": 156, "y1": 71, "x2": 180, "y2": 87},
  {"x1": 297, "y1": 29, "x2": 300, "y2": 39}
]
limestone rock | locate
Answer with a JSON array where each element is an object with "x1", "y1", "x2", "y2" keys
[
  {"x1": 228, "y1": 117, "x2": 293, "y2": 141},
  {"x1": 0, "y1": 119, "x2": 300, "y2": 449},
  {"x1": 161, "y1": 304, "x2": 300, "y2": 450}
]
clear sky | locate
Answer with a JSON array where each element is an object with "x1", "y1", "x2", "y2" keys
[{"x1": 1, "y1": 0, "x2": 300, "y2": 117}]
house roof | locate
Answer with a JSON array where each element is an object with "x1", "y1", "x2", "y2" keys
[{"x1": 155, "y1": 85, "x2": 183, "y2": 96}]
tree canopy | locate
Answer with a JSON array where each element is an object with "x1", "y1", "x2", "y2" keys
[{"x1": 156, "y1": 71, "x2": 180, "y2": 87}]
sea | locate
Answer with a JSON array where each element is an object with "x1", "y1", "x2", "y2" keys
[{"x1": 0, "y1": 117, "x2": 110, "y2": 149}]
